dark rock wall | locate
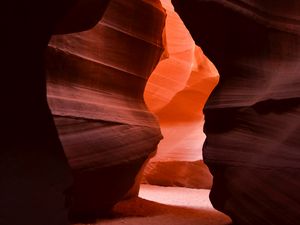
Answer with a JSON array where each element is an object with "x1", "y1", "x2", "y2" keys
[
  {"x1": 172, "y1": 0, "x2": 300, "y2": 224},
  {"x1": 0, "y1": 1, "x2": 79, "y2": 225}
]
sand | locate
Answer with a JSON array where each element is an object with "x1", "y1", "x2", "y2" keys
[{"x1": 78, "y1": 184, "x2": 231, "y2": 225}]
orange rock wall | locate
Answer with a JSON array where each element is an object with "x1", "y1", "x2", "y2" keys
[
  {"x1": 145, "y1": 0, "x2": 218, "y2": 162},
  {"x1": 143, "y1": 0, "x2": 219, "y2": 188}
]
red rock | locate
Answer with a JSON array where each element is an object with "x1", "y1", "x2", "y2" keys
[{"x1": 47, "y1": 0, "x2": 165, "y2": 220}]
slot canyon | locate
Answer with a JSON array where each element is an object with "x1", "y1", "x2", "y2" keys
[{"x1": 1, "y1": 1, "x2": 299, "y2": 225}]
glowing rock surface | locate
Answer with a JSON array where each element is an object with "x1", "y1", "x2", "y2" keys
[{"x1": 143, "y1": 0, "x2": 218, "y2": 189}]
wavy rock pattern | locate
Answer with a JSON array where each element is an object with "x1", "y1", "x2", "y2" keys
[
  {"x1": 172, "y1": 0, "x2": 300, "y2": 224},
  {"x1": 143, "y1": 0, "x2": 218, "y2": 188},
  {"x1": 47, "y1": 0, "x2": 165, "y2": 220}
]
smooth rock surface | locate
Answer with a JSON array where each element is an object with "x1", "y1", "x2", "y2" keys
[
  {"x1": 47, "y1": 0, "x2": 165, "y2": 220},
  {"x1": 143, "y1": 0, "x2": 218, "y2": 188},
  {"x1": 142, "y1": 160, "x2": 213, "y2": 189},
  {"x1": 172, "y1": 0, "x2": 300, "y2": 224}
]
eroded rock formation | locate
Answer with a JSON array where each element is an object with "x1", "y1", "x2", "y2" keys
[
  {"x1": 5, "y1": 0, "x2": 298, "y2": 224},
  {"x1": 143, "y1": 0, "x2": 218, "y2": 189},
  {"x1": 172, "y1": 0, "x2": 300, "y2": 224},
  {"x1": 47, "y1": 0, "x2": 165, "y2": 220}
]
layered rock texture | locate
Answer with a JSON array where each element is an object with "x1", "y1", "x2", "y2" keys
[
  {"x1": 4, "y1": 0, "x2": 299, "y2": 224},
  {"x1": 143, "y1": 0, "x2": 218, "y2": 189},
  {"x1": 172, "y1": 0, "x2": 300, "y2": 224},
  {"x1": 47, "y1": 0, "x2": 165, "y2": 220},
  {"x1": 48, "y1": 1, "x2": 218, "y2": 218}
]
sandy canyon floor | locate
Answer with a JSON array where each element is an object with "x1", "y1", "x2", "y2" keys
[{"x1": 76, "y1": 184, "x2": 231, "y2": 225}]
